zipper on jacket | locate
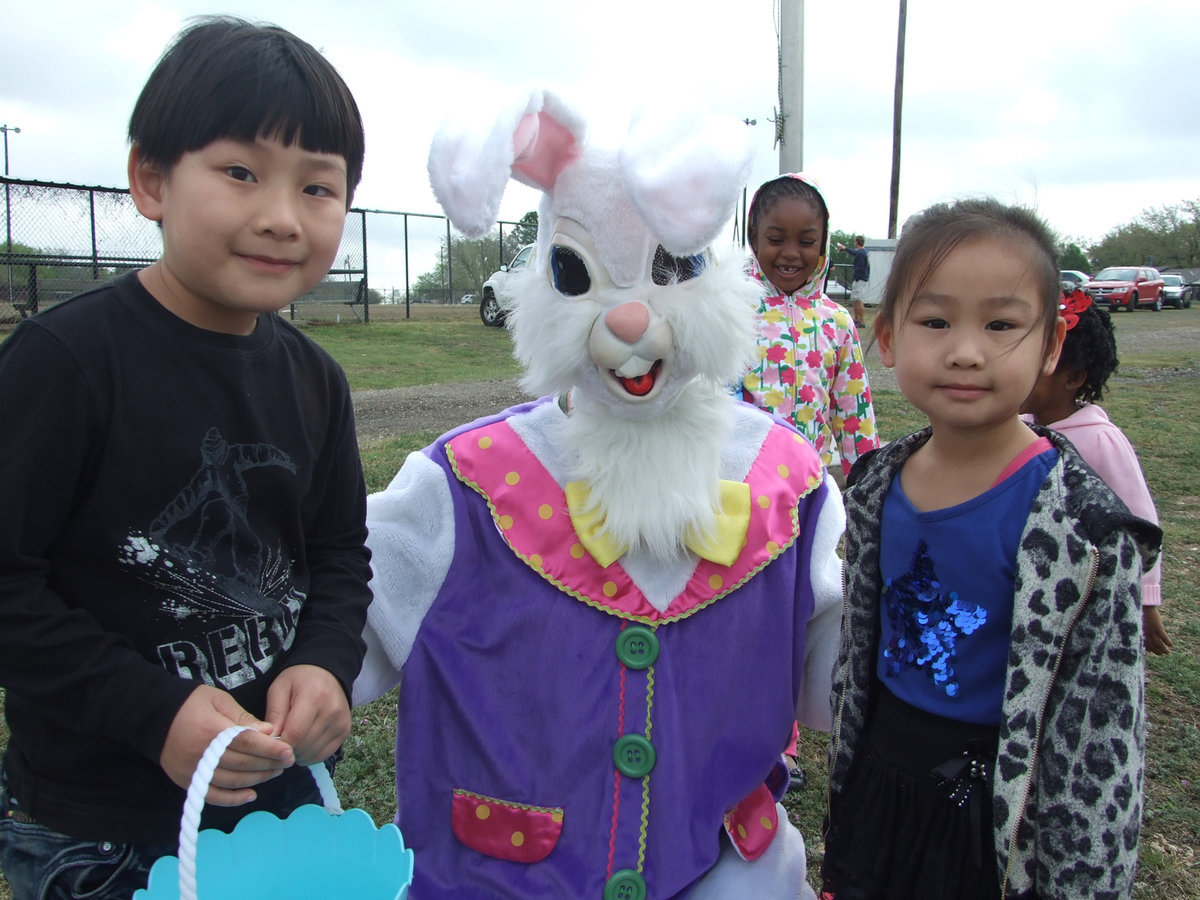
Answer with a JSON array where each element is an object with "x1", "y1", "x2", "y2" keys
[{"x1": 1001, "y1": 545, "x2": 1099, "y2": 896}]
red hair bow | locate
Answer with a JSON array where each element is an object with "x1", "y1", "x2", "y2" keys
[{"x1": 1060, "y1": 289, "x2": 1091, "y2": 331}]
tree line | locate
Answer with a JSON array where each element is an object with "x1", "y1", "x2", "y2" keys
[{"x1": 1082, "y1": 200, "x2": 1200, "y2": 272}]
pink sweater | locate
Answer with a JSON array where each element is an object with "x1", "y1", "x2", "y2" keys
[{"x1": 1046, "y1": 404, "x2": 1161, "y2": 605}]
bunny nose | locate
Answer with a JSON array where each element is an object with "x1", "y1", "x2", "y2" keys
[{"x1": 605, "y1": 302, "x2": 649, "y2": 344}]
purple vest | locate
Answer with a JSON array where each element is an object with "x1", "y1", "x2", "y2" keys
[{"x1": 394, "y1": 401, "x2": 828, "y2": 898}]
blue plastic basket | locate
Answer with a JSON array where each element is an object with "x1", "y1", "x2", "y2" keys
[{"x1": 134, "y1": 726, "x2": 413, "y2": 900}]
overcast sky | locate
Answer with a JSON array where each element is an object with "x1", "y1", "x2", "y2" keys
[{"x1": 5, "y1": 0, "x2": 1199, "y2": 258}]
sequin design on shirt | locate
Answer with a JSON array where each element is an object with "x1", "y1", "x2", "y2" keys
[{"x1": 882, "y1": 540, "x2": 987, "y2": 697}]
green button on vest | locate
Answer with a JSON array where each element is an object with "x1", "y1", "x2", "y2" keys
[
  {"x1": 603, "y1": 868, "x2": 647, "y2": 900},
  {"x1": 614, "y1": 625, "x2": 659, "y2": 669},
  {"x1": 612, "y1": 734, "x2": 656, "y2": 778}
]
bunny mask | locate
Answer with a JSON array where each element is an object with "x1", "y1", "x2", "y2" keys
[
  {"x1": 428, "y1": 89, "x2": 765, "y2": 560},
  {"x1": 428, "y1": 88, "x2": 761, "y2": 422}
]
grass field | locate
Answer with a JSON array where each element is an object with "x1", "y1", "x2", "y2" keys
[
  {"x1": 283, "y1": 302, "x2": 525, "y2": 391},
  {"x1": 1, "y1": 304, "x2": 1197, "y2": 897}
]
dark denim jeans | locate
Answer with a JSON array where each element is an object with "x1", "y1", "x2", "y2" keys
[
  {"x1": 0, "y1": 763, "x2": 325, "y2": 900},
  {"x1": 0, "y1": 810, "x2": 172, "y2": 900}
]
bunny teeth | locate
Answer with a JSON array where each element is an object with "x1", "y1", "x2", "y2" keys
[{"x1": 614, "y1": 356, "x2": 657, "y2": 379}]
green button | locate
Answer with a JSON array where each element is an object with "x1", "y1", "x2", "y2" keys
[
  {"x1": 603, "y1": 868, "x2": 647, "y2": 900},
  {"x1": 613, "y1": 734, "x2": 656, "y2": 778},
  {"x1": 615, "y1": 626, "x2": 659, "y2": 669}
]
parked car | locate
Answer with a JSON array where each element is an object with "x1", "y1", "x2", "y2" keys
[
  {"x1": 1085, "y1": 266, "x2": 1165, "y2": 312},
  {"x1": 1059, "y1": 269, "x2": 1090, "y2": 293},
  {"x1": 1160, "y1": 274, "x2": 1191, "y2": 309},
  {"x1": 459, "y1": 293, "x2": 477, "y2": 305},
  {"x1": 480, "y1": 243, "x2": 535, "y2": 326}
]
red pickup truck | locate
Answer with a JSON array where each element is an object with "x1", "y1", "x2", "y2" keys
[{"x1": 1085, "y1": 266, "x2": 1165, "y2": 312}]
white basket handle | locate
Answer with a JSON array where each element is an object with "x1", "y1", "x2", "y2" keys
[{"x1": 177, "y1": 725, "x2": 342, "y2": 900}]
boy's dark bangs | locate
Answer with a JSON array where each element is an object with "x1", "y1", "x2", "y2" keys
[
  {"x1": 196, "y1": 45, "x2": 364, "y2": 190},
  {"x1": 131, "y1": 20, "x2": 364, "y2": 193},
  {"x1": 226, "y1": 70, "x2": 362, "y2": 173}
]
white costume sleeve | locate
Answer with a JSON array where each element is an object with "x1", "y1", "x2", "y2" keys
[
  {"x1": 352, "y1": 451, "x2": 456, "y2": 706},
  {"x1": 688, "y1": 810, "x2": 816, "y2": 900},
  {"x1": 796, "y1": 471, "x2": 846, "y2": 732}
]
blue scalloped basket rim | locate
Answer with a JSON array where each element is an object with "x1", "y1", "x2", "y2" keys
[{"x1": 133, "y1": 805, "x2": 413, "y2": 899}]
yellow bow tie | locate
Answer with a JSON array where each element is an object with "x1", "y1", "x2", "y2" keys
[{"x1": 565, "y1": 479, "x2": 751, "y2": 568}]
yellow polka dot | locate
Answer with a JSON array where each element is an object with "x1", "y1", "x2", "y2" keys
[
  {"x1": 777, "y1": 464, "x2": 790, "y2": 479},
  {"x1": 479, "y1": 436, "x2": 493, "y2": 449},
  {"x1": 603, "y1": 582, "x2": 618, "y2": 597},
  {"x1": 538, "y1": 504, "x2": 553, "y2": 520},
  {"x1": 499, "y1": 515, "x2": 514, "y2": 530},
  {"x1": 760, "y1": 816, "x2": 774, "y2": 830},
  {"x1": 708, "y1": 574, "x2": 724, "y2": 590},
  {"x1": 552, "y1": 810, "x2": 563, "y2": 823},
  {"x1": 511, "y1": 831, "x2": 525, "y2": 847},
  {"x1": 766, "y1": 541, "x2": 779, "y2": 555},
  {"x1": 505, "y1": 471, "x2": 520, "y2": 486},
  {"x1": 737, "y1": 824, "x2": 747, "y2": 839},
  {"x1": 757, "y1": 495, "x2": 770, "y2": 509},
  {"x1": 570, "y1": 543, "x2": 586, "y2": 559},
  {"x1": 529, "y1": 554, "x2": 543, "y2": 568},
  {"x1": 476, "y1": 804, "x2": 490, "y2": 820}
]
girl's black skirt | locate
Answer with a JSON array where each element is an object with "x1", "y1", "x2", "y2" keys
[{"x1": 821, "y1": 685, "x2": 1002, "y2": 900}]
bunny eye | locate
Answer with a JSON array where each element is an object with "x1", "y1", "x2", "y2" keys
[
  {"x1": 550, "y1": 245, "x2": 592, "y2": 297},
  {"x1": 651, "y1": 246, "x2": 707, "y2": 286}
]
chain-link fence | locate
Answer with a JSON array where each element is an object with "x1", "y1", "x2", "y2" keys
[
  {"x1": 361, "y1": 209, "x2": 531, "y2": 310},
  {"x1": 3, "y1": 179, "x2": 159, "y2": 320},
  {"x1": 1, "y1": 177, "x2": 528, "y2": 326}
]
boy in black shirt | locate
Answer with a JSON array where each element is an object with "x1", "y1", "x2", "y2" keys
[{"x1": 0, "y1": 17, "x2": 372, "y2": 897}]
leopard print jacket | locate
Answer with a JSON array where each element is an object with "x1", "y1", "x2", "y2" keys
[{"x1": 828, "y1": 426, "x2": 1161, "y2": 900}]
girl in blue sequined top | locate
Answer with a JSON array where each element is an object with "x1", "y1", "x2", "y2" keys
[{"x1": 821, "y1": 199, "x2": 1159, "y2": 900}]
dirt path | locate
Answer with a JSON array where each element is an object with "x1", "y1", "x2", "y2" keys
[{"x1": 352, "y1": 379, "x2": 536, "y2": 443}]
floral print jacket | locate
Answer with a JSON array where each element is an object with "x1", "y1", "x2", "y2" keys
[{"x1": 741, "y1": 258, "x2": 878, "y2": 476}]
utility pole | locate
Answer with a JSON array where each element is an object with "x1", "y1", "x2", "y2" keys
[
  {"x1": 778, "y1": 0, "x2": 804, "y2": 174},
  {"x1": 887, "y1": 1, "x2": 907, "y2": 238},
  {"x1": 1, "y1": 124, "x2": 19, "y2": 177},
  {"x1": 2, "y1": 124, "x2": 20, "y2": 306}
]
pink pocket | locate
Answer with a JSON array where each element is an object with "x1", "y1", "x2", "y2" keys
[
  {"x1": 723, "y1": 782, "x2": 779, "y2": 862},
  {"x1": 451, "y1": 789, "x2": 564, "y2": 864}
]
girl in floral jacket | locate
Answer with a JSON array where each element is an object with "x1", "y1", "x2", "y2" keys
[{"x1": 740, "y1": 174, "x2": 879, "y2": 479}]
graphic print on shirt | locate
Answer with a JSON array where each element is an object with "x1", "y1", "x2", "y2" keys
[
  {"x1": 118, "y1": 426, "x2": 306, "y2": 689},
  {"x1": 882, "y1": 540, "x2": 986, "y2": 697}
]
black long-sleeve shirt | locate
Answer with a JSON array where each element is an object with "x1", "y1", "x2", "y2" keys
[{"x1": 0, "y1": 273, "x2": 372, "y2": 842}]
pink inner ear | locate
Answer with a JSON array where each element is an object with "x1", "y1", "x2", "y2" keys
[{"x1": 512, "y1": 111, "x2": 579, "y2": 189}]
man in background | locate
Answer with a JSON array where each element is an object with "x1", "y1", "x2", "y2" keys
[{"x1": 838, "y1": 235, "x2": 869, "y2": 328}]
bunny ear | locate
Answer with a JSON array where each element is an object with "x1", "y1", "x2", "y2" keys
[
  {"x1": 427, "y1": 88, "x2": 585, "y2": 239},
  {"x1": 511, "y1": 90, "x2": 586, "y2": 192},
  {"x1": 427, "y1": 89, "x2": 542, "y2": 238},
  {"x1": 619, "y1": 108, "x2": 752, "y2": 255}
]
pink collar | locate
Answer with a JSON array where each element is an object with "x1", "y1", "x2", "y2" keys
[
  {"x1": 991, "y1": 436, "x2": 1054, "y2": 487},
  {"x1": 447, "y1": 419, "x2": 823, "y2": 622}
]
